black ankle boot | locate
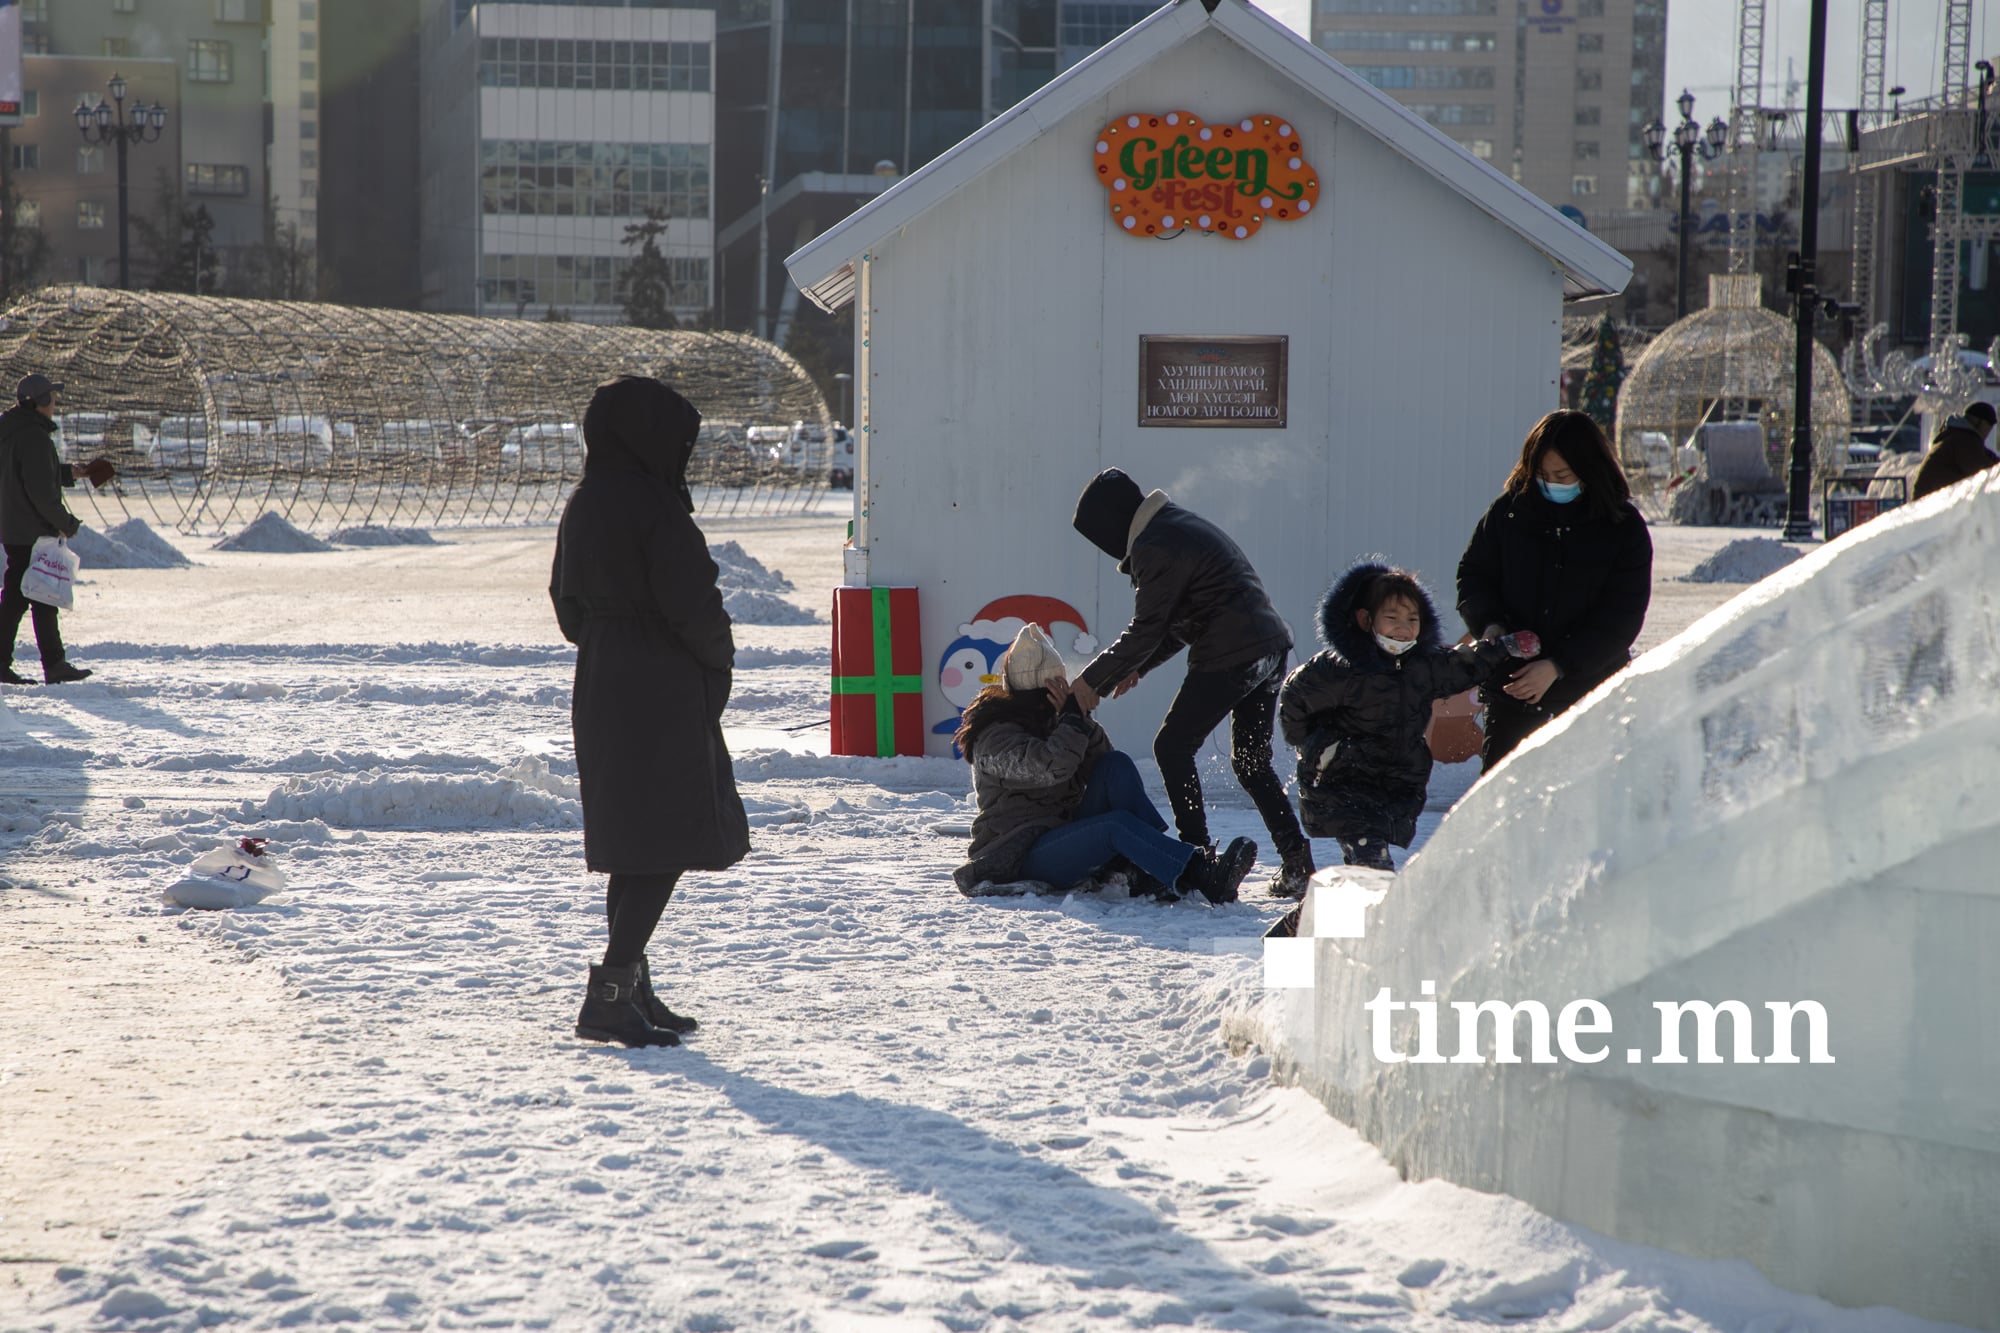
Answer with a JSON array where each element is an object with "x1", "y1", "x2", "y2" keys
[
  {"x1": 636, "y1": 956, "x2": 698, "y2": 1035},
  {"x1": 575, "y1": 963, "x2": 679, "y2": 1047},
  {"x1": 1265, "y1": 850, "x2": 1316, "y2": 900},
  {"x1": 0, "y1": 665, "x2": 32, "y2": 685}
]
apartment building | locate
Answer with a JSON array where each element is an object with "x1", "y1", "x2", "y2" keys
[{"x1": 1313, "y1": 0, "x2": 1666, "y2": 216}]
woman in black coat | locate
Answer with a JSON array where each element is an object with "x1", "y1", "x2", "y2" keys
[
  {"x1": 1456, "y1": 410, "x2": 1652, "y2": 770},
  {"x1": 551, "y1": 376, "x2": 748, "y2": 1048}
]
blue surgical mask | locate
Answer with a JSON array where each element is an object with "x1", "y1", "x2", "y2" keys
[{"x1": 1538, "y1": 479, "x2": 1582, "y2": 505}]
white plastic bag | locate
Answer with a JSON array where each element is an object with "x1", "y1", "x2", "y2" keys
[
  {"x1": 22, "y1": 536, "x2": 79, "y2": 610},
  {"x1": 166, "y1": 837, "x2": 288, "y2": 910}
]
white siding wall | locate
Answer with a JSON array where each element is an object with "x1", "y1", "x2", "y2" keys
[{"x1": 862, "y1": 29, "x2": 1562, "y2": 757}]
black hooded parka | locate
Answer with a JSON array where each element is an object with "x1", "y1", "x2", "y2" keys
[
  {"x1": 1279, "y1": 562, "x2": 1513, "y2": 845},
  {"x1": 550, "y1": 377, "x2": 749, "y2": 874}
]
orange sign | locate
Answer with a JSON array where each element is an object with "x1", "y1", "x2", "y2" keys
[{"x1": 1092, "y1": 111, "x2": 1320, "y2": 241}]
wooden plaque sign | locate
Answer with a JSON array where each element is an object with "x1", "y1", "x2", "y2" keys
[{"x1": 1138, "y1": 335, "x2": 1288, "y2": 428}]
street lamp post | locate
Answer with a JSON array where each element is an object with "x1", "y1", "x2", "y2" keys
[
  {"x1": 73, "y1": 73, "x2": 167, "y2": 290},
  {"x1": 1645, "y1": 90, "x2": 1729, "y2": 323},
  {"x1": 831, "y1": 371, "x2": 852, "y2": 426}
]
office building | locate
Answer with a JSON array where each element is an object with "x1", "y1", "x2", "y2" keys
[
  {"x1": 320, "y1": 0, "x2": 422, "y2": 309},
  {"x1": 268, "y1": 0, "x2": 321, "y2": 287},
  {"x1": 1312, "y1": 0, "x2": 1665, "y2": 217}
]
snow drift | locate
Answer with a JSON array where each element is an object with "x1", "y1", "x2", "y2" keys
[{"x1": 1266, "y1": 471, "x2": 2000, "y2": 1329}]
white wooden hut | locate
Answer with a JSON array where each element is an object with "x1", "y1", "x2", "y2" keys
[{"x1": 787, "y1": 0, "x2": 1630, "y2": 759}]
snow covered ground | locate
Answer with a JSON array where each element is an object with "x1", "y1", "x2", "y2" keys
[{"x1": 1, "y1": 518, "x2": 1968, "y2": 1332}]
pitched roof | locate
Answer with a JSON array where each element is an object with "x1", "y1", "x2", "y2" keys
[{"x1": 786, "y1": 0, "x2": 1633, "y2": 312}]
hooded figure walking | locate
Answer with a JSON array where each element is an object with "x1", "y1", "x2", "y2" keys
[
  {"x1": 551, "y1": 376, "x2": 748, "y2": 1048},
  {"x1": 1069, "y1": 468, "x2": 1314, "y2": 900}
]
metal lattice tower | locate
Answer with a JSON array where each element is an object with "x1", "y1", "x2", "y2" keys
[
  {"x1": 1848, "y1": 0, "x2": 1889, "y2": 328},
  {"x1": 1927, "y1": 0, "x2": 1976, "y2": 363},
  {"x1": 1726, "y1": 0, "x2": 1767, "y2": 279}
]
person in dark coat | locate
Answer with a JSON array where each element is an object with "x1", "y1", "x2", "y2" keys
[
  {"x1": 550, "y1": 376, "x2": 748, "y2": 1049},
  {"x1": 952, "y1": 624, "x2": 1245, "y2": 903},
  {"x1": 1069, "y1": 469, "x2": 1308, "y2": 900},
  {"x1": 1279, "y1": 563, "x2": 1536, "y2": 874},
  {"x1": 1910, "y1": 402, "x2": 1997, "y2": 501},
  {"x1": 1456, "y1": 409, "x2": 1652, "y2": 770},
  {"x1": 0, "y1": 373, "x2": 115, "y2": 686}
]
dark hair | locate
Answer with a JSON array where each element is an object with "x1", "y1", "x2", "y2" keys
[
  {"x1": 1358, "y1": 569, "x2": 1424, "y2": 620},
  {"x1": 1502, "y1": 409, "x2": 1631, "y2": 522},
  {"x1": 953, "y1": 683, "x2": 1055, "y2": 760}
]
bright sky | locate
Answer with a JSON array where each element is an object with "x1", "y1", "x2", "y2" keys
[{"x1": 1253, "y1": 0, "x2": 1984, "y2": 121}]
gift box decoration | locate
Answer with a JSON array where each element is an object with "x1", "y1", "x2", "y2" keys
[{"x1": 831, "y1": 586, "x2": 924, "y2": 757}]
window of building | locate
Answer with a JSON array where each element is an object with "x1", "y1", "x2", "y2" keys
[
  {"x1": 114, "y1": 0, "x2": 138, "y2": 11},
  {"x1": 1577, "y1": 32, "x2": 1603, "y2": 52},
  {"x1": 1571, "y1": 174, "x2": 1598, "y2": 195},
  {"x1": 1352, "y1": 65, "x2": 1495, "y2": 91},
  {"x1": 300, "y1": 60, "x2": 316, "y2": 80},
  {"x1": 16, "y1": 200, "x2": 40, "y2": 228},
  {"x1": 78, "y1": 145, "x2": 107, "y2": 174},
  {"x1": 1576, "y1": 68, "x2": 1602, "y2": 91},
  {"x1": 102, "y1": 38, "x2": 132, "y2": 57},
  {"x1": 1463, "y1": 138, "x2": 1495, "y2": 159},
  {"x1": 300, "y1": 118, "x2": 317, "y2": 139},
  {"x1": 1318, "y1": 30, "x2": 1496, "y2": 52},
  {"x1": 301, "y1": 149, "x2": 317, "y2": 169},
  {"x1": 1574, "y1": 140, "x2": 1599, "y2": 159},
  {"x1": 480, "y1": 140, "x2": 712, "y2": 221},
  {"x1": 1575, "y1": 106, "x2": 1601, "y2": 126},
  {"x1": 301, "y1": 32, "x2": 316, "y2": 51},
  {"x1": 300, "y1": 1, "x2": 316, "y2": 16},
  {"x1": 1576, "y1": 0, "x2": 1604, "y2": 12},
  {"x1": 78, "y1": 200, "x2": 107, "y2": 229},
  {"x1": 1403, "y1": 102, "x2": 1496, "y2": 126},
  {"x1": 77, "y1": 257, "x2": 98, "y2": 284},
  {"x1": 186, "y1": 163, "x2": 250, "y2": 195},
  {"x1": 300, "y1": 89, "x2": 316, "y2": 109},
  {"x1": 9, "y1": 144, "x2": 38, "y2": 170},
  {"x1": 478, "y1": 38, "x2": 713, "y2": 93},
  {"x1": 189, "y1": 39, "x2": 233, "y2": 82},
  {"x1": 215, "y1": 0, "x2": 260, "y2": 23},
  {"x1": 481, "y1": 253, "x2": 711, "y2": 314},
  {"x1": 20, "y1": 90, "x2": 36, "y2": 116}
]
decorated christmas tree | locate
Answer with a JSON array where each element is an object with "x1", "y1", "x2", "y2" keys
[{"x1": 1580, "y1": 314, "x2": 1625, "y2": 433}]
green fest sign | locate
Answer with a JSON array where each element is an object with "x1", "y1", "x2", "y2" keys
[{"x1": 1093, "y1": 110, "x2": 1320, "y2": 240}]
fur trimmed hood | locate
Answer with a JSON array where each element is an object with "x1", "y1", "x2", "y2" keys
[{"x1": 1318, "y1": 560, "x2": 1445, "y2": 666}]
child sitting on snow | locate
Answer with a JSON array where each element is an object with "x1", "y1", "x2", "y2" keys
[{"x1": 1278, "y1": 562, "x2": 1536, "y2": 875}]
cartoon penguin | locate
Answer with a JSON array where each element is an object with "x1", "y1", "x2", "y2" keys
[{"x1": 932, "y1": 633, "x2": 1011, "y2": 754}]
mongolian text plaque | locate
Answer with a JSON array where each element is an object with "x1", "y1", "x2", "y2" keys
[{"x1": 1138, "y1": 335, "x2": 1288, "y2": 428}]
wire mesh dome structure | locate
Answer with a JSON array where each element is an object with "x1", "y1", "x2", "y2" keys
[
  {"x1": 1616, "y1": 275, "x2": 1850, "y2": 524},
  {"x1": 0, "y1": 287, "x2": 834, "y2": 535}
]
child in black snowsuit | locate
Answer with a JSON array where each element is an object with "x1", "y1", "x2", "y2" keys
[{"x1": 1278, "y1": 562, "x2": 1536, "y2": 873}]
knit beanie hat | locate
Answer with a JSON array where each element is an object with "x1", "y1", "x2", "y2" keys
[{"x1": 1002, "y1": 623, "x2": 1066, "y2": 691}]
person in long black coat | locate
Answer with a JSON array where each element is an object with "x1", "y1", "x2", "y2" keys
[
  {"x1": 1456, "y1": 409, "x2": 1652, "y2": 770},
  {"x1": 551, "y1": 376, "x2": 748, "y2": 1048}
]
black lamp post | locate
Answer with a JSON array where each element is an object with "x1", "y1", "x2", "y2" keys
[
  {"x1": 1645, "y1": 89, "x2": 1729, "y2": 322},
  {"x1": 1976, "y1": 61, "x2": 1995, "y2": 169},
  {"x1": 73, "y1": 73, "x2": 168, "y2": 290}
]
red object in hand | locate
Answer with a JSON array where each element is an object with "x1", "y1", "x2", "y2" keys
[{"x1": 1501, "y1": 630, "x2": 1541, "y2": 659}]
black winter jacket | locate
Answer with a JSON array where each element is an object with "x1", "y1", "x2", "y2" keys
[
  {"x1": 1280, "y1": 562, "x2": 1514, "y2": 845},
  {"x1": 1073, "y1": 480, "x2": 1291, "y2": 692},
  {"x1": 551, "y1": 377, "x2": 749, "y2": 875},
  {"x1": 0, "y1": 405, "x2": 82, "y2": 544},
  {"x1": 1455, "y1": 488, "x2": 1651, "y2": 723}
]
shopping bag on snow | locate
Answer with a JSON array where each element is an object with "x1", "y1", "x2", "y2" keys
[
  {"x1": 22, "y1": 536, "x2": 79, "y2": 610},
  {"x1": 166, "y1": 838, "x2": 289, "y2": 910}
]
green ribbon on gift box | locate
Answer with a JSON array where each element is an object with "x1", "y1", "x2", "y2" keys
[{"x1": 832, "y1": 586, "x2": 922, "y2": 756}]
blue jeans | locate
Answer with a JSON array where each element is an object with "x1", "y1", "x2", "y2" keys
[{"x1": 1019, "y1": 751, "x2": 1196, "y2": 890}]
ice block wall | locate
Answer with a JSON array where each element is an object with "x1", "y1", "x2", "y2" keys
[{"x1": 1266, "y1": 472, "x2": 2000, "y2": 1329}]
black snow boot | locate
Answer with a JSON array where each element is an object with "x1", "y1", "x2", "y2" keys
[
  {"x1": 636, "y1": 956, "x2": 698, "y2": 1035},
  {"x1": 0, "y1": 665, "x2": 33, "y2": 685},
  {"x1": 1265, "y1": 849, "x2": 1316, "y2": 900},
  {"x1": 1178, "y1": 837, "x2": 1256, "y2": 905},
  {"x1": 575, "y1": 963, "x2": 679, "y2": 1048},
  {"x1": 43, "y1": 662, "x2": 92, "y2": 685}
]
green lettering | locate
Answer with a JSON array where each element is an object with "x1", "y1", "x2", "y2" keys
[
  {"x1": 1234, "y1": 148, "x2": 1269, "y2": 197},
  {"x1": 1176, "y1": 139, "x2": 1204, "y2": 179},
  {"x1": 1205, "y1": 146, "x2": 1233, "y2": 178},
  {"x1": 1120, "y1": 136, "x2": 1159, "y2": 190}
]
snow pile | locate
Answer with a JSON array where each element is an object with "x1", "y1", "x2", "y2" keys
[
  {"x1": 241, "y1": 756, "x2": 580, "y2": 829},
  {"x1": 329, "y1": 525, "x2": 437, "y2": 546},
  {"x1": 212, "y1": 513, "x2": 334, "y2": 554},
  {"x1": 67, "y1": 519, "x2": 192, "y2": 570},
  {"x1": 711, "y1": 540, "x2": 819, "y2": 625},
  {"x1": 1678, "y1": 536, "x2": 1803, "y2": 583}
]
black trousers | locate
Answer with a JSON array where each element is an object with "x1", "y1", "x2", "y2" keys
[
  {"x1": 1153, "y1": 650, "x2": 1309, "y2": 863},
  {"x1": 603, "y1": 871, "x2": 681, "y2": 968},
  {"x1": 0, "y1": 543, "x2": 64, "y2": 672}
]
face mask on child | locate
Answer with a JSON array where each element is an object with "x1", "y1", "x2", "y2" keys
[
  {"x1": 1538, "y1": 479, "x2": 1582, "y2": 504},
  {"x1": 1375, "y1": 633, "x2": 1417, "y2": 656}
]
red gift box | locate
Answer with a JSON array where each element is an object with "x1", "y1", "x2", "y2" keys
[{"x1": 831, "y1": 586, "x2": 924, "y2": 757}]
